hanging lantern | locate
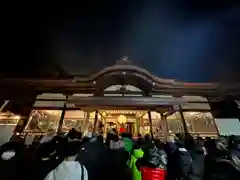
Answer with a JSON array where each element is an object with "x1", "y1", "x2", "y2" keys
[
  {"x1": 101, "y1": 111, "x2": 107, "y2": 117},
  {"x1": 117, "y1": 115, "x2": 127, "y2": 124}
]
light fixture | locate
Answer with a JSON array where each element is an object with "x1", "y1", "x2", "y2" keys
[
  {"x1": 117, "y1": 115, "x2": 127, "y2": 124},
  {"x1": 101, "y1": 112, "x2": 107, "y2": 117},
  {"x1": 189, "y1": 112, "x2": 195, "y2": 116},
  {"x1": 122, "y1": 56, "x2": 128, "y2": 61}
]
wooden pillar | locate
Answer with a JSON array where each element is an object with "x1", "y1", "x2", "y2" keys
[
  {"x1": 160, "y1": 113, "x2": 168, "y2": 142},
  {"x1": 82, "y1": 111, "x2": 90, "y2": 135},
  {"x1": 14, "y1": 111, "x2": 32, "y2": 134},
  {"x1": 103, "y1": 116, "x2": 107, "y2": 138},
  {"x1": 57, "y1": 102, "x2": 66, "y2": 135},
  {"x1": 135, "y1": 116, "x2": 140, "y2": 136},
  {"x1": 212, "y1": 116, "x2": 220, "y2": 135},
  {"x1": 75, "y1": 109, "x2": 83, "y2": 131},
  {"x1": 13, "y1": 99, "x2": 36, "y2": 134},
  {"x1": 0, "y1": 100, "x2": 9, "y2": 112},
  {"x1": 93, "y1": 110, "x2": 99, "y2": 133},
  {"x1": 148, "y1": 111, "x2": 154, "y2": 139},
  {"x1": 139, "y1": 116, "x2": 143, "y2": 135},
  {"x1": 178, "y1": 105, "x2": 188, "y2": 134}
]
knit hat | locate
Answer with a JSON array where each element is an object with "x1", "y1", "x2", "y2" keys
[
  {"x1": 122, "y1": 137, "x2": 133, "y2": 153},
  {"x1": 35, "y1": 141, "x2": 59, "y2": 161},
  {"x1": 62, "y1": 141, "x2": 81, "y2": 158},
  {"x1": 0, "y1": 142, "x2": 25, "y2": 161},
  {"x1": 1, "y1": 151, "x2": 16, "y2": 160},
  {"x1": 167, "y1": 135, "x2": 175, "y2": 143}
]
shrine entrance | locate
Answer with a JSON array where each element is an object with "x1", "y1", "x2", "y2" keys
[
  {"x1": 18, "y1": 58, "x2": 219, "y2": 140},
  {"x1": 97, "y1": 110, "x2": 147, "y2": 137}
]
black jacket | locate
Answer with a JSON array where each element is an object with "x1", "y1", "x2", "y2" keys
[
  {"x1": 188, "y1": 144, "x2": 205, "y2": 180},
  {"x1": 0, "y1": 142, "x2": 30, "y2": 180}
]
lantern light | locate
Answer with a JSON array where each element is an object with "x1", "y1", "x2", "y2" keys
[{"x1": 117, "y1": 115, "x2": 127, "y2": 124}]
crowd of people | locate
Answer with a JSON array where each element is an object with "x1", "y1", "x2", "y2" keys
[{"x1": 0, "y1": 128, "x2": 240, "y2": 180}]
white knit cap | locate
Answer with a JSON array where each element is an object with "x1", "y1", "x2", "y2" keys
[
  {"x1": 167, "y1": 135, "x2": 175, "y2": 143},
  {"x1": 1, "y1": 150, "x2": 16, "y2": 160}
]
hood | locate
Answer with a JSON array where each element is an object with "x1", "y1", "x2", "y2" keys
[
  {"x1": 231, "y1": 154, "x2": 240, "y2": 171},
  {"x1": 132, "y1": 149, "x2": 144, "y2": 159},
  {"x1": 122, "y1": 137, "x2": 133, "y2": 153},
  {"x1": 106, "y1": 133, "x2": 119, "y2": 142},
  {"x1": 44, "y1": 161, "x2": 86, "y2": 180},
  {"x1": 167, "y1": 135, "x2": 175, "y2": 143},
  {"x1": 0, "y1": 142, "x2": 25, "y2": 160},
  {"x1": 193, "y1": 145, "x2": 205, "y2": 154},
  {"x1": 175, "y1": 140, "x2": 184, "y2": 148},
  {"x1": 40, "y1": 136, "x2": 53, "y2": 144}
]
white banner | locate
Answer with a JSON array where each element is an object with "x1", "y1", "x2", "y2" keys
[{"x1": 215, "y1": 118, "x2": 240, "y2": 136}]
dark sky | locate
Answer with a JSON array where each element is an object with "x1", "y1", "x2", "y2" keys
[{"x1": 2, "y1": 0, "x2": 240, "y2": 82}]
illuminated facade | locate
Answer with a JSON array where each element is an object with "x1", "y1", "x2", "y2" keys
[
  {"x1": 22, "y1": 95, "x2": 218, "y2": 139},
  {"x1": 0, "y1": 57, "x2": 240, "y2": 140}
]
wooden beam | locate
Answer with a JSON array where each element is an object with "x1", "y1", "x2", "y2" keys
[{"x1": 1, "y1": 78, "x2": 240, "y2": 97}]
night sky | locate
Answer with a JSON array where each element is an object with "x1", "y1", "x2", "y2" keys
[{"x1": 2, "y1": 1, "x2": 240, "y2": 82}]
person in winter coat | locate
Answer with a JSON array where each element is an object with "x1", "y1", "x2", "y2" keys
[
  {"x1": 121, "y1": 132, "x2": 134, "y2": 154},
  {"x1": 204, "y1": 138, "x2": 217, "y2": 179},
  {"x1": 136, "y1": 140, "x2": 168, "y2": 180},
  {"x1": 164, "y1": 135, "x2": 178, "y2": 157},
  {"x1": 196, "y1": 137, "x2": 207, "y2": 155},
  {"x1": 229, "y1": 136, "x2": 240, "y2": 172},
  {"x1": 77, "y1": 136, "x2": 132, "y2": 180},
  {"x1": 106, "y1": 129, "x2": 119, "y2": 149},
  {"x1": 129, "y1": 147, "x2": 144, "y2": 180},
  {"x1": 186, "y1": 136, "x2": 205, "y2": 180},
  {"x1": 34, "y1": 138, "x2": 65, "y2": 180},
  {"x1": 166, "y1": 135, "x2": 188, "y2": 180},
  {"x1": 44, "y1": 141, "x2": 88, "y2": 180},
  {"x1": 215, "y1": 136, "x2": 229, "y2": 160},
  {"x1": 0, "y1": 141, "x2": 30, "y2": 180},
  {"x1": 76, "y1": 138, "x2": 112, "y2": 180},
  {"x1": 209, "y1": 136, "x2": 239, "y2": 180},
  {"x1": 126, "y1": 136, "x2": 144, "y2": 180},
  {"x1": 136, "y1": 140, "x2": 167, "y2": 169}
]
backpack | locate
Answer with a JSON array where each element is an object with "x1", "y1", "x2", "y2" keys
[{"x1": 173, "y1": 147, "x2": 192, "y2": 178}]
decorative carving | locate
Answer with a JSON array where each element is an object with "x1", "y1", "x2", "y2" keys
[{"x1": 104, "y1": 85, "x2": 142, "y2": 93}]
